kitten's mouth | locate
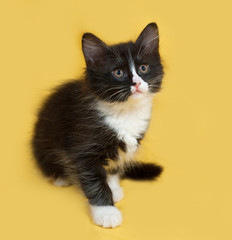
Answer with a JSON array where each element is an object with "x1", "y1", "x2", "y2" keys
[
  {"x1": 131, "y1": 87, "x2": 143, "y2": 94},
  {"x1": 131, "y1": 88, "x2": 145, "y2": 95},
  {"x1": 135, "y1": 89, "x2": 143, "y2": 93},
  {"x1": 130, "y1": 89, "x2": 146, "y2": 99},
  {"x1": 130, "y1": 83, "x2": 148, "y2": 97}
]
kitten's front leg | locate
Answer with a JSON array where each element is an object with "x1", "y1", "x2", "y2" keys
[{"x1": 77, "y1": 165, "x2": 122, "y2": 228}]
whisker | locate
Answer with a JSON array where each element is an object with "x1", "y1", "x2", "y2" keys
[
  {"x1": 95, "y1": 86, "x2": 125, "y2": 99},
  {"x1": 104, "y1": 88, "x2": 128, "y2": 102},
  {"x1": 107, "y1": 89, "x2": 128, "y2": 101},
  {"x1": 113, "y1": 89, "x2": 129, "y2": 102},
  {"x1": 117, "y1": 91, "x2": 129, "y2": 102}
]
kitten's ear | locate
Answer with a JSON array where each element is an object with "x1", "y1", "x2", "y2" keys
[
  {"x1": 82, "y1": 33, "x2": 108, "y2": 68},
  {"x1": 135, "y1": 23, "x2": 159, "y2": 55}
]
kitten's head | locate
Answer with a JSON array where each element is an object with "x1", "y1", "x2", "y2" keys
[{"x1": 82, "y1": 23, "x2": 164, "y2": 102}]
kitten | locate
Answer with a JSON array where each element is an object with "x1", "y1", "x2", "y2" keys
[{"x1": 32, "y1": 22, "x2": 164, "y2": 228}]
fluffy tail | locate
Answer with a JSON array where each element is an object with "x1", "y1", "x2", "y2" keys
[{"x1": 122, "y1": 162, "x2": 163, "y2": 180}]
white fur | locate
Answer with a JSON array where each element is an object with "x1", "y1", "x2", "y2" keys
[
  {"x1": 107, "y1": 174, "x2": 124, "y2": 203},
  {"x1": 97, "y1": 94, "x2": 153, "y2": 163},
  {"x1": 90, "y1": 205, "x2": 122, "y2": 228},
  {"x1": 53, "y1": 178, "x2": 71, "y2": 187},
  {"x1": 131, "y1": 65, "x2": 149, "y2": 95}
]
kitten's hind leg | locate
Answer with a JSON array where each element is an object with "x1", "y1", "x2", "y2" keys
[
  {"x1": 122, "y1": 162, "x2": 163, "y2": 180},
  {"x1": 107, "y1": 174, "x2": 124, "y2": 203}
]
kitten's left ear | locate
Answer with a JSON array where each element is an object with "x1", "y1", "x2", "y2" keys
[
  {"x1": 82, "y1": 33, "x2": 108, "y2": 68},
  {"x1": 135, "y1": 22, "x2": 159, "y2": 55}
]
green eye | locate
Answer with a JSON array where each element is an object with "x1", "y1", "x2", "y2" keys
[
  {"x1": 112, "y1": 69, "x2": 126, "y2": 78},
  {"x1": 139, "y1": 65, "x2": 149, "y2": 73}
]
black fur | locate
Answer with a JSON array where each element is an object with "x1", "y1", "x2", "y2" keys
[
  {"x1": 122, "y1": 162, "x2": 163, "y2": 180},
  {"x1": 32, "y1": 23, "x2": 164, "y2": 207}
]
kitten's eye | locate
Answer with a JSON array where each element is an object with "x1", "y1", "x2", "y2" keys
[
  {"x1": 139, "y1": 65, "x2": 149, "y2": 74},
  {"x1": 112, "y1": 69, "x2": 127, "y2": 78}
]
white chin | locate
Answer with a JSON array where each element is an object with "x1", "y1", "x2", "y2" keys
[{"x1": 130, "y1": 91, "x2": 146, "y2": 99}]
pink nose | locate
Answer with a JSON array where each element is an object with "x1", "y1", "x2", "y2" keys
[{"x1": 135, "y1": 82, "x2": 141, "y2": 89}]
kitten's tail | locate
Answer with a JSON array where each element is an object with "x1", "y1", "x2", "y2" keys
[{"x1": 122, "y1": 162, "x2": 163, "y2": 180}]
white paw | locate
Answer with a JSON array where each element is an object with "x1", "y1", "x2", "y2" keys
[
  {"x1": 53, "y1": 178, "x2": 71, "y2": 187},
  {"x1": 111, "y1": 187, "x2": 124, "y2": 203},
  {"x1": 90, "y1": 205, "x2": 122, "y2": 228}
]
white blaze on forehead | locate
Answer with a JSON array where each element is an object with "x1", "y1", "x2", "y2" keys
[
  {"x1": 131, "y1": 66, "x2": 142, "y2": 84},
  {"x1": 130, "y1": 62, "x2": 149, "y2": 94}
]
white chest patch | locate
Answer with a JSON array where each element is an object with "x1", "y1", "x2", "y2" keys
[{"x1": 97, "y1": 95, "x2": 153, "y2": 165}]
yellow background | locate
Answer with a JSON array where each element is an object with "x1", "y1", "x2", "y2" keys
[{"x1": 1, "y1": 0, "x2": 232, "y2": 239}]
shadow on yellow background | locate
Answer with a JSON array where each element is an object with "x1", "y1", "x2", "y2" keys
[{"x1": 1, "y1": 0, "x2": 232, "y2": 239}]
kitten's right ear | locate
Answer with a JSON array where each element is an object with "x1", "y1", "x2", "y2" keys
[
  {"x1": 135, "y1": 22, "x2": 159, "y2": 55},
  {"x1": 82, "y1": 33, "x2": 108, "y2": 68}
]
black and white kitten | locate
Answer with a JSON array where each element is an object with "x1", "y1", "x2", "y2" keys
[{"x1": 32, "y1": 23, "x2": 164, "y2": 228}]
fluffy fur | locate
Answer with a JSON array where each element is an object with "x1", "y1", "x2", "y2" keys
[{"x1": 32, "y1": 23, "x2": 164, "y2": 228}]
